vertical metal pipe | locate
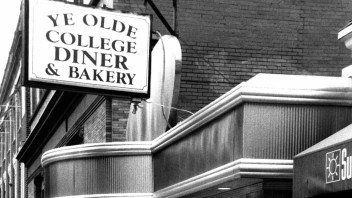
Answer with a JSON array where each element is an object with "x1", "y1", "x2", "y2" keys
[{"x1": 173, "y1": 0, "x2": 179, "y2": 37}]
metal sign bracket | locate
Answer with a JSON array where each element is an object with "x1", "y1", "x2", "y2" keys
[{"x1": 145, "y1": 0, "x2": 179, "y2": 37}]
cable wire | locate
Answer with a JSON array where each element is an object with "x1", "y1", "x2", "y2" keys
[{"x1": 145, "y1": 100, "x2": 194, "y2": 115}]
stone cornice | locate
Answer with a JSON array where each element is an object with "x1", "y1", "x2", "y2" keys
[
  {"x1": 41, "y1": 74, "x2": 352, "y2": 164},
  {"x1": 152, "y1": 74, "x2": 352, "y2": 152},
  {"x1": 52, "y1": 193, "x2": 153, "y2": 198},
  {"x1": 41, "y1": 142, "x2": 152, "y2": 167},
  {"x1": 40, "y1": 74, "x2": 352, "y2": 197},
  {"x1": 42, "y1": 141, "x2": 292, "y2": 198},
  {"x1": 154, "y1": 158, "x2": 293, "y2": 198}
]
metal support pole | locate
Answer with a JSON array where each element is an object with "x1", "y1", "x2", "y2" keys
[
  {"x1": 146, "y1": 0, "x2": 178, "y2": 37},
  {"x1": 173, "y1": 0, "x2": 179, "y2": 37}
]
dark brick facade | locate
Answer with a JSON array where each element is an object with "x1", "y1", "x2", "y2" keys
[
  {"x1": 84, "y1": 101, "x2": 107, "y2": 143},
  {"x1": 111, "y1": 96, "x2": 130, "y2": 141},
  {"x1": 113, "y1": 0, "x2": 352, "y2": 117},
  {"x1": 105, "y1": 96, "x2": 131, "y2": 142},
  {"x1": 80, "y1": 96, "x2": 130, "y2": 143}
]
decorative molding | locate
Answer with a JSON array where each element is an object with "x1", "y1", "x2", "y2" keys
[
  {"x1": 40, "y1": 74, "x2": 351, "y2": 197},
  {"x1": 42, "y1": 142, "x2": 152, "y2": 167},
  {"x1": 42, "y1": 142, "x2": 292, "y2": 197},
  {"x1": 54, "y1": 193, "x2": 153, "y2": 198},
  {"x1": 43, "y1": 143, "x2": 153, "y2": 197},
  {"x1": 154, "y1": 158, "x2": 293, "y2": 198},
  {"x1": 152, "y1": 74, "x2": 352, "y2": 152}
]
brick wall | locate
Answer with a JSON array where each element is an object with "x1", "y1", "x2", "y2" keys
[
  {"x1": 84, "y1": 101, "x2": 107, "y2": 143},
  {"x1": 114, "y1": 0, "x2": 146, "y2": 13},
  {"x1": 66, "y1": 95, "x2": 99, "y2": 131},
  {"x1": 110, "y1": 96, "x2": 131, "y2": 141},
  {"x1": 113, "y1": 0, "x2": 352, "y2": 119}
]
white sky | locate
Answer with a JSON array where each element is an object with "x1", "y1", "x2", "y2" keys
[{"x1": 0, "y1": 0, "x2": 22, "y2": 86}]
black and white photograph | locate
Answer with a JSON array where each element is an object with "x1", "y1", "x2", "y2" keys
[{"x1": 1, "y1": 0, "x2": 352, "y2": 197}]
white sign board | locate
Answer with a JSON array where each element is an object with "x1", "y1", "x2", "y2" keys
[{"x1": 25, "y1": 0, "x2": 151, "y2": 96}]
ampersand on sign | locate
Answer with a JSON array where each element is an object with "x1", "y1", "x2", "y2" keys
[{"x1": 45, "y1": 63, "x2": 60, "y2": 76}]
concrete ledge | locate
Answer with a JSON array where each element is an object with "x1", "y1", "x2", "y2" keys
[
  {"x1": 41, "y1": 141, "x2": 152, "y2": 167},
  {"x1": 42, "y1": 142, "x2": 153, "y2": 197},
  {"x1": 152, "y1": 74, "x2": 352, "y2": 152},
  {"x1": 54, "y1": 193, "x2": 154, "y2": 198},
  {"x1": 41, "y1": 74, "x2": 352, "y2": 197},
  {"x1": 342, "y1": 65, "x2": 352, "y2": 78},
  {"x1": 154, "y1": 158, "x2": 293, "y2": 198}
]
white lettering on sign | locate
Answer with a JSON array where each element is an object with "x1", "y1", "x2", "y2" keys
[
  {"x1": 341, "y1": 148, "x2": 352, "y2": 180},
  {"x1": 27, "y1": 0, "x2": 151, "y2": 94}
]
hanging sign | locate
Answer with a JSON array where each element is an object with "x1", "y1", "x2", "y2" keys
[{"x1": 23, "y1": 0, "x2": 151, "y2": 97}]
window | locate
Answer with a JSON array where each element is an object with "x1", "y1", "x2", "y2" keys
[
  {"x1": 0, "y1": 123, "x2": 5, "y2": 163},
  {"x1": 15, "y1": 92, "x2": 21, "y2": 132},
  {"x1": 34, "y1": 175, "x2": 44, "y2": 198}
]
